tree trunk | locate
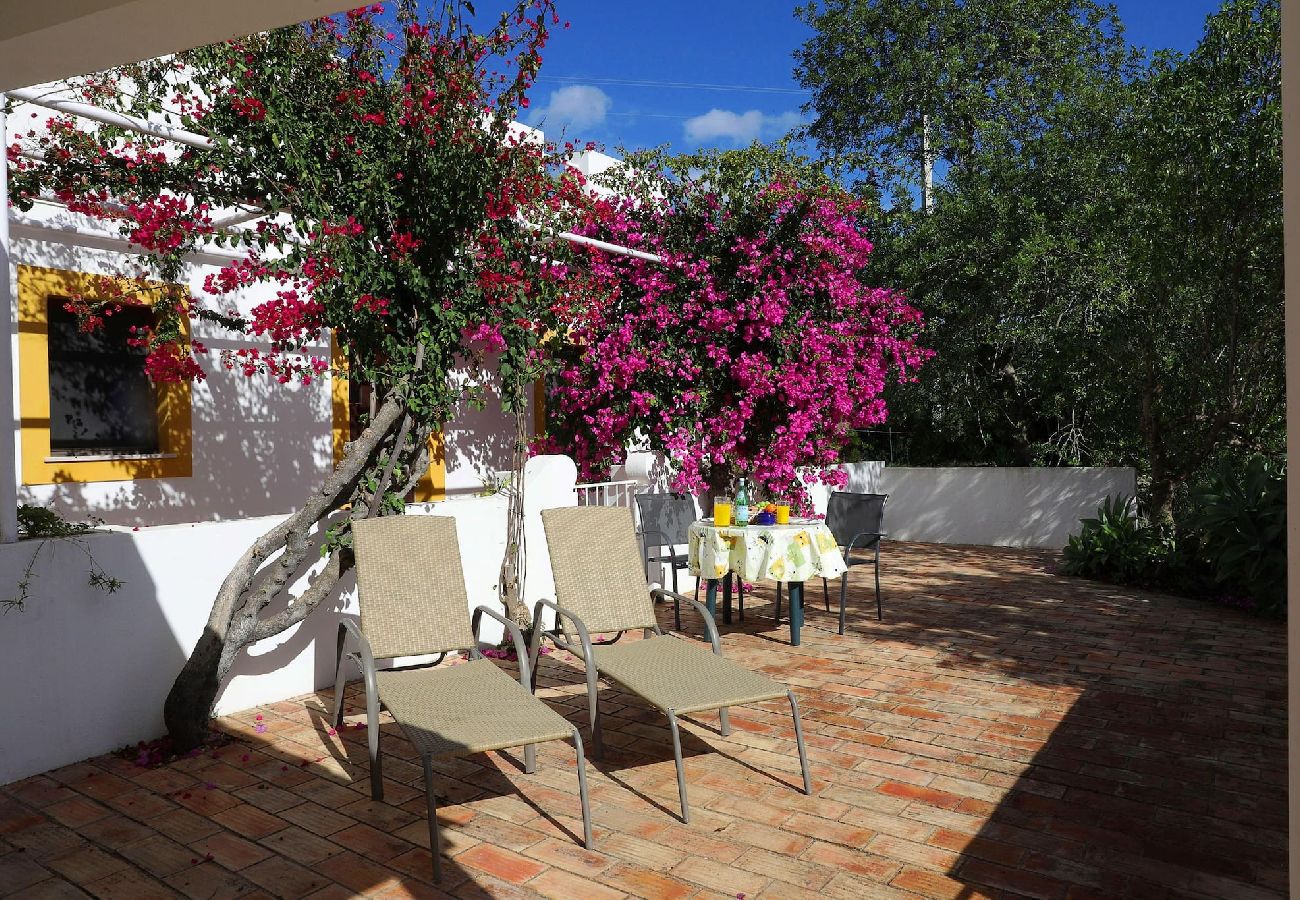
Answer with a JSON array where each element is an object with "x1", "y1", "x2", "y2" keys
[
  {"x1": 498, "y1": 398, "x2": 531, "y2": 629},
  {"x1": 162, "y1": 394, "x2": 413, "y2": 752}
]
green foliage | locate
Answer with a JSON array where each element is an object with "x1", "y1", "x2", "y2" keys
[
  {"x1": 1062, "y1": 496, "x2": 1172, "y2": 584},
  {"x1": 1063, "y1": 456, "x2": 1286, "y2": 615},
  {"x1": 1189, "y1": 457, "x2": 1286, "y2": 614},
  {"x1": 794, "y1": 0, "x2": 1136, "y2": 206},
  {"x1": 6, "y1": 507, "x2": 124, "y2": 612},
  {"x1": 850, "y1": 0, "x2": 1281, "y2": 517},
  {"x1": 17, "y1": 504, "x2": 98, "y2": 538}
]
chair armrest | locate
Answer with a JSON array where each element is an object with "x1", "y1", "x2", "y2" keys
[
  {"x1": 843, "y1": 532, "x2": 886, "y2": 564},
  {"x1": 472, "y1": 605, "x2": 533, "y2": 691},
  {"x1": 530, "y1": 597, "x2": 597, "y2": 667},
  {"x1": 638, "y1": 527, "x2": 667, "y2": 549},
  {"x1": 652, "y1": 587, "x2": 722, "y2": 655},
  {"x1": 337, "y1": 619, "x2": 379, "y2": 703}
]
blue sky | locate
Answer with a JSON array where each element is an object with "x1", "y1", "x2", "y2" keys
[{"x1": 466, "y1": 0, "x2": 1227, "y2": 156}]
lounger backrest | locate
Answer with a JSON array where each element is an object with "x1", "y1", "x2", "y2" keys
[
  {"x1": 542, "y1": 506, "x2": 658, "y2": 640},
  {"x1": 351, "y1": 514, "x2": 476, "y2": 659}
]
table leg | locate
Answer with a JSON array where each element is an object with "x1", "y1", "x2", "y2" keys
[
  {"x1": 722, "y1": 574, "x2": 733, "y2": 625},
  {"x1": 788, "y1": 581, "x2": 804, "y2": 647},
  {"x1": 705, "y1": 579, "x2": 719, "y2": 621}
]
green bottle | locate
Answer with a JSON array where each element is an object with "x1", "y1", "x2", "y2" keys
[{"x1": 735, "y1": 477, "x2": 750, "y2": 527}]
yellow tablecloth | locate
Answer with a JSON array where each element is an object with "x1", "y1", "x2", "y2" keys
[{"x1": 687, "y1": 520, "x2": 847, "y2": 583}]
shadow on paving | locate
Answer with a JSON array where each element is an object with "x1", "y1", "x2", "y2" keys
[{"x1": 721, "y1": 542, "x2": 1288, "y2": 899}]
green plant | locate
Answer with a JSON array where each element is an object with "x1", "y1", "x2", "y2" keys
[
  {"x1": 1062, "y1": 495, "x2": 1172, "y2": 584},
  {"x1": 6, "y1": 506, "x2": 123, "y2": 612},
  {"x1": 1189, "y1": 457, "x2": 1286, "y2": 614}
]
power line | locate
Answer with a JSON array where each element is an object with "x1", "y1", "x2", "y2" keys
[{"x1": 536, "y1": 75, "x2": 810, "y2": 96}]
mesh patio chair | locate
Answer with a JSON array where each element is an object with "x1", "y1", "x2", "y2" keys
[
  {"x1": 776, "y1": 492, "x2": 888, "y2": 633},
  {"x1": 531, "y1": 505, "x2": 811, "y2": 823},
  {"x1": 333, "y1": 515, "x2": 593, "y2": 882},
  {"x1": 634, "y1": 492, "x2": 746, "y2": 628},
  {"x1": 825, "y1": 491, "x2": 888, "y2": 629}
]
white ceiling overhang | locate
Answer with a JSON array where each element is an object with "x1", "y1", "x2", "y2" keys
[{"x1": 0, "y1": 0, "x2": 358, "y2": 92}]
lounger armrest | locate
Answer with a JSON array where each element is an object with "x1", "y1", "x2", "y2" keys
[
  {"x1": 472, "y1": 605, "x2": 534, "y2": 691},
  {"x1": 530, "y1": 597, "x2": 597, "y2": 667},
  {"x1": 337, "y1": 619, "x2": 379, "y2": 707},
  {"x1": 652, "y1": 588, "x2": 722, "y2": 655}
]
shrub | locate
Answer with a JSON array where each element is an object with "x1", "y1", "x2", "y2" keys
[
  {"x1": 1062, "y1": 495, "x2": 1173, "y2": 584},
  {"x1": 1189, "y1": 457, "x2": 1286, "y2": 614}
]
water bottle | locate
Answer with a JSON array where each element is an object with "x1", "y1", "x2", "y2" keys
[{"x1": 735, "y1": 477, "x2": 750, "y2": 527}]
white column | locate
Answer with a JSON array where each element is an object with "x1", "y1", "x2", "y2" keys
[{"x1": 0, "y1": 99, "x2": 20, "y2": 541}]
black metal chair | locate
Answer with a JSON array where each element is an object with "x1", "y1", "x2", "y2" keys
[
  {"x1": 634, "y1": 492, "x2": 743, "y2": 630},
  {"x1": 825, "y1": 491, "x2": 887, "y2": 630},
  {"x1": 778, "y1": 491, "x2": 887, "y2": 633}
]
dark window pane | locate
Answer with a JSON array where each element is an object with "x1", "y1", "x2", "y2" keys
[{"x1": 47, "y1": 298, "x2": 159, "y2": 454}]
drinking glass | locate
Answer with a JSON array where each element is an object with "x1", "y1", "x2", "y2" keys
[
  {"x1": 775, "y1": 504, "x2": 791, "y2": 525},
  {"x1": 713, "y1": 497, "x2": 732, "y2": 528}
]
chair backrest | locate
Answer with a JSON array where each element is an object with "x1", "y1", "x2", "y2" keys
[
  {"x1": 351, "y1": 514, "x2": 476, "y2": 659},
  {"x1": 542, "y1": 506, "x2": 658, "y2": 640},
  {"x1": 825, "y1": 491, "x2": 888, "y2": 549},
  {"x1": 633, "y1": 492, "x2": 696, "y2": 547}
]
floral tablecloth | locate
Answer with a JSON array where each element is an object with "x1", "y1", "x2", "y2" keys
[{"x1": 687, "y1": 520, "x2": 847, "y2": 583}]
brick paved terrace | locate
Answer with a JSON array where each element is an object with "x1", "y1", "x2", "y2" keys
[{"x1": 0, "y1": 542, "x2": 1287, "y2": 899}]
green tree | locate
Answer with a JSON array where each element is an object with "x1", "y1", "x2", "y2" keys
[
  {"x1": 793, "y1": 0, "x2": 1135, "y2": 208},
  {"x1": 860, "y1": 0, "x2": 1282, "y2": 521},
  {"x1": 8, "y1": 0, "x2": 600, "y2": 749},
  {"x1": 1121, "y1": 0, "x2": 1283, "y2": 518}
]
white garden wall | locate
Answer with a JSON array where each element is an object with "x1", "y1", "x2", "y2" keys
[
  {"x1": 621, "y1": 452, "x2": 1135, "y2": 551},
  {"x1": 0, "y1": 455, "x2": 576, "y2": 786},
  {"x1": 811, "y1": 463, "x2": 1136, "y2": 549}
]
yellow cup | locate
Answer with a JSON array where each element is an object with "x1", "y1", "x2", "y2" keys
[
  {"x1": 775, "y1": 504, "x2": 790, "y2": 525},
  {"x1": 713, "y1": 500, "x2": 732, "y2": 528}
]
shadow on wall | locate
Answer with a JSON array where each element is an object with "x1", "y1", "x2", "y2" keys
[
  {"x1": 441, "y1": 355, "x2": 537, "y2": 499},
  {"x1": 215, "y1": 508, "x2": 358, "y2": 716},
  {"x1": 0, "y1": 530, "x2": 168, "y2": 783},
  {"x1": 23, "y1": 349, "x2": 331, "y2": 527},
  {"x1": 14, "y1": 231, "x2": 333, "y2": 528},
  {"x1": 877, "y1": 467, "x2": 1136, "y2": 549}
]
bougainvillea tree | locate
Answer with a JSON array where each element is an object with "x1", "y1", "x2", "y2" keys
[
  {"x1": 536, "y1": 146, "x2": 931, "y2": 507},
  {"x1": 7, "y1": 0, "x2": 600, "y2": 750}
]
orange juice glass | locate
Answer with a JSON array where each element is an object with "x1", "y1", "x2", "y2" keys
[
  {"x1": 713, "y1": 498, "x2": 732, "y2": 527},
  {"x1": 775, "y1": 504, "x2": 791, "y2": 525}
]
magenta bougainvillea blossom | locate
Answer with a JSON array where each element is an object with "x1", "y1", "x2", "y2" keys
[{"x1": 537, "y1": 168, "x2": 931, "y2": 506}]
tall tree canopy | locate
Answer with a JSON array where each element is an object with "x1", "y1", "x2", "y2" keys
[
  {"x1": 857, "y1": 0, "x2": 1281, "y2": 518},
  {"x1": 793, "y1": 0, "x2": 1136, "y2": 207}
]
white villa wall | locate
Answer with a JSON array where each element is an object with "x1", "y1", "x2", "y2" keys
[
  {"x1": 0, "y1": 454, "x2": 576, "y2": 786},
  {"x1": 11, "y1": 204, "x2": 335, "y2": 526},
  {"x1": 6, "y1": 94, "x2": 543, "y2": 524}
]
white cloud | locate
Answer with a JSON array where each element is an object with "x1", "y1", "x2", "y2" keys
[
  {"x1": 683, "y1": 108, "x2": 804, "y2": 146},
  {"x1": 531, "y1": 85, "x2": 610, "y2": 130}
]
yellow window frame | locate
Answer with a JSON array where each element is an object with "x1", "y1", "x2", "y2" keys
[
  {"x1": 330, "y1": 331, "x2": 445, "y2": 502},
  {"x1": 18, "y1": 264, "x2": 193, "y2": 485}
]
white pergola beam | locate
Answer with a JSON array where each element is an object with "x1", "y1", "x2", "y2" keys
[{"x1": 8, "y1": 87, "x2": 214, "y2": 149}]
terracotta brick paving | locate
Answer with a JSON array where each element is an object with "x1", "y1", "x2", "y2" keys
[{"x1": 0, "y1": 542, "x2": 1287, "y2": 898}]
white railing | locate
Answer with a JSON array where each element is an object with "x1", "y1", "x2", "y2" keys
[{"x1": 574, "y1": 479, "x2": 638, "y2": 508}]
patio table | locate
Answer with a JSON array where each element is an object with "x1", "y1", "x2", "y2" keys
[{"x1": 687, "y1": 519, "x2": 847, "y2": 646}]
